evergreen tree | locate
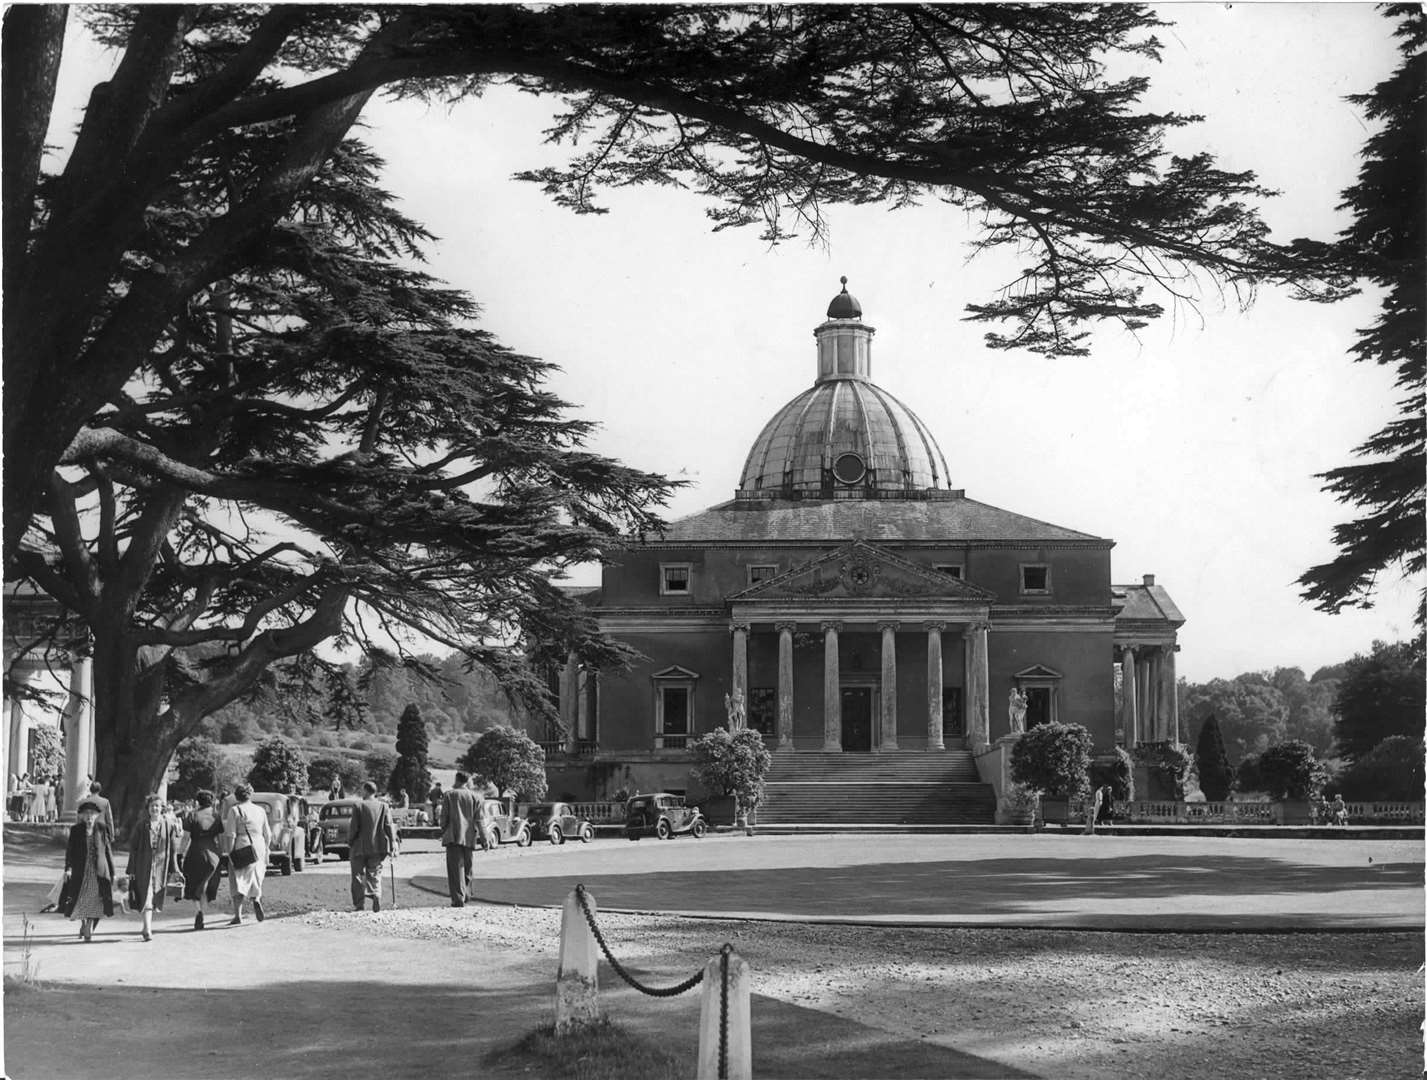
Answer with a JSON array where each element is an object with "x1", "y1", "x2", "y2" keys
[
  {"x1": 6, "y1": 4, "x2": 1343, "y2": 567},
  {"x1": 1299, "y1": 5, "x2": 1425, "y2": 616},
  {"x1": 246, "y1": 736, "x2": 309, "y2": 794},
  {"x1": 389, "y1": 703, "x2": 433, "y2": 803},
  {"x1": 1193, "y1": 714, "x2": 1234, "y2": 801}
]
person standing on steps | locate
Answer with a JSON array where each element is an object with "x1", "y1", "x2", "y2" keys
[
  {"x1": 223, "y1": 784, "x2": 271, "y2": 925},
  {"x1": 440, "y1": 772, "x2": 482, "y2": 907},
  {"x1": 128, "y1": 793, "x2": 180, "y2": 942},
  {"x1": 58, "y1": 799, "x2": 115, "y2": 942},
  {"x1": 348, "y1": 781, "x2": 398, "y2": 912}
]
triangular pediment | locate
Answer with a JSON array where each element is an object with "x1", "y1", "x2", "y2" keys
[
  {"x1": 650, "y1": 665, "x2": 700, "y2": 681},
  {"x1": 1013, "y1": 664, "x2": 1063, "y2": 681},
  {"x1": 730, "y1": 540, "x2": 995, "y2": 602}
]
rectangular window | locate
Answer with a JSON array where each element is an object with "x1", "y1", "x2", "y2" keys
[
  {"x1": 748, "y1": 687, "x2": 777, "y2": 735},
  {"x1": 661, "y1": 687, "x2": 689, "y2": 734},
  {"x1": 934, "y1": 564, "x2": 964, "y2": 580},
  {"x1": 1020, "y1": 564, "x2": 1051, "y2": 594},
  {"x1": 748, "y1": 564, "x2": 779, "y2": 586},
  {"x1": 660, "y1": 563, "x2": 692, "y2": 595}
]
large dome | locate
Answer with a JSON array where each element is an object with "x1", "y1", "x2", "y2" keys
[{"x1": 738, "y1": 280, "x2": 951, "y2": 497}]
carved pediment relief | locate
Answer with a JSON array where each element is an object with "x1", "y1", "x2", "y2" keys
[{"x1": 731, "y1": 540, "x2": 995, "y2": 602}]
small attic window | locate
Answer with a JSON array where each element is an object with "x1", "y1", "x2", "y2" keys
[
  {"x1": 660, "y1": 564, "x2": 692, "y2": 595},
  {"x1": 1020, "y1": 564, "x2": 1051, "y2": 594},
  {"x1": 934, "y1": 564, "x2": 964, "y2": 580},
  {"x1": 748, "y1": 564, "x2": 778, "y2": 585}
]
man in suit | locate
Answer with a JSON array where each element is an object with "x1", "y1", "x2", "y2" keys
[
  {"x1": 86, "y1": 780, "x2": 116, "y2": 835},
  {"x1": 347, "y1": 781, "x2": 398, "y2": 912},
  {"x1": 440, "y1": 772, "x2": 484, "y2": 907}
]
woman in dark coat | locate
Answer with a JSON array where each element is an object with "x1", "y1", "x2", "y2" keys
[
  {"x1": 127, "y1": 793, "x2": 179, "y2": 941},
  {"x1": 180, "y1": 789, "x2": 224, "y2": 930},
  {"x1": 58, "y1": 799, "x2": 115, "y2": 941}
]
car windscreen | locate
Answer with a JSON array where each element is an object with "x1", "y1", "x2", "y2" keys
[{"x1": 319, "y1": 805, "x2": 353, "y2": 820}]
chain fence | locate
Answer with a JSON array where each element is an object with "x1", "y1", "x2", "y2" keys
[{"x1": 573, "y1": 883, "x2": 734, "y2": 1079}]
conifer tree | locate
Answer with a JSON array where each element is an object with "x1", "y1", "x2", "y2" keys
[
  {"x1": 390, "y1": 703, "x2": 433, "y2": 804},
  {"x1": 1193, "y1": 714, "x2": 1234, "y2": 802}
]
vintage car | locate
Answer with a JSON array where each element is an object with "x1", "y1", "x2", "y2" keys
[
  {"x1": 624, "y1": 793, "x2": 706, "y2": 841},
  {"x1": 250, "y1": 792, "x2": 310, "y2": 874},
  {"x1": 523, "y1": 802, "x2": 595, "y2": 845},
  {"x1": 482, "y1": 798, "x2": 532, "y2": 847},
  {"x1": 317, "y1": 798, "x2": 359, "y2": 860}
]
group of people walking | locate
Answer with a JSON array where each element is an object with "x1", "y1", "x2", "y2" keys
[
  {"x1": 57, "y1": 781, "x2": 274, "y2": 942},
  {"x1": 8, "y1": 771, "x2": 59, "y2": 822}
]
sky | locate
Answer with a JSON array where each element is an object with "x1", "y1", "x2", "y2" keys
[{"x1": 49, "y1": 4, "x2": 1421, "y2": 685}]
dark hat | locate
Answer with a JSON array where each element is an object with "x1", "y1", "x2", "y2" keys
[{"x1": 77, "y1": 799, "x2": 101, "y2": 813}]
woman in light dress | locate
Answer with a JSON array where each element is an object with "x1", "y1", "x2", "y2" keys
[
  {"x1": 223, "y1": 783, "x2": 271, "y2": 925},
  {"x1": 127, "y1": 793, "x2": 180, "y2": 941}
]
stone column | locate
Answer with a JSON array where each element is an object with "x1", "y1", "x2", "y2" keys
[
  {"x1": 576, "y1": 669, "x2": 590, "y2": 741},
  {"x1": 1120, "y1": 646, "x2": 1138, "y2": 746},
  {"x1": 1160, "y1": 645, "x2": 1179, "y2": 744},
  {"x1": 775, "y1": 622, "x2": 796, "y2": 749},
  {"x1": 925, "y1": 622, "x2": 946, "y2": 750},
  {"x1": 7, "y1": 667, "x2": 34, "y2": 785},
  {"x1": 821, "y1": 621, "x2": 842, "y2": 752},
  {"x1": 878, "y1": 622, "x2": 899, "y2": 751},
  {"x1": 561, "y1": 654, "x2": 579, "y2": 753},
  {"x1": 1146, "y1": 648, "x2": 1163, "y2": 740},
  {"x1": 730, "y1": 622, "x2": 750, "y2": 706},
  {"x1": 967, "y1": 622, "x2": 991, "y2": 752},
  {"x1": 62, "y1": 650, "x2": 94, "y2": 815}
]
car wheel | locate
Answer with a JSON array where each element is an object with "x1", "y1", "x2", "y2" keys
[
  {"x1": 656, "y1": 818, "x2": 672, "y2": 840},
  {"x1": 550, "y1": 826, "x2": 564, "y2": 845},
  {"x1": 580, "y1": 824, "x2": 593, "y2": 843},
  {"x1": 490, "y1": 828, "x2": 502, "y2": 846},
  {"x1": 692, "y1": 820, "x2": 707, "y2": 839},
  {"x1": 517, "y1": 828, "x2": 532, "y2": 848},
  {"x1": 294, "y1": 847, "x2": 304, "y2": 873},
  {"x1": 280, "y1": 855, "x2": 293, "y2": 876}
]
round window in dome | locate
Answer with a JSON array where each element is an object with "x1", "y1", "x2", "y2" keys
[{"x1": 832, "y1": 452, "x2": 867, "y2": 486}]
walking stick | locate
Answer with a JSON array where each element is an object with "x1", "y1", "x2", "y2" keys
[{"x1": 389, "y1": 857, "x2": 398, "y2": 909}]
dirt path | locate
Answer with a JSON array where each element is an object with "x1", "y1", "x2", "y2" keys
[{"x1": 4, "y1": 832, "x2": 1422, "y2": 1079}]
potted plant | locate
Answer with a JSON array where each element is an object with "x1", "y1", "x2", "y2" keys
[
  {"x1": 1009, "y1": 722, "x2": 1093, "y2": 824},
  {"x1": 1003, "y1": 784, "x2": 1039, "y2": 825},
  {"x1": 689, "y1": 727, "x2": 772, "y2": 833}
]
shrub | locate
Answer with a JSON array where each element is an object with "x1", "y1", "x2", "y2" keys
[
  {"x1": 246, "y1": 736, "x2": 309, "y2": 793},
  {"x1": 1193, "y1": 714, "x2": 1234, "y2": 801},
  {"x1": 457, "y1": 726, "x2": 548, "y2": 800},
  {"x1": 1334, "y1": 735, "x2": 1425, "y2": 802},
  {"x1": 1234, "y1": 753, "x2": 1265, "y2": 795},
  {"x1": 1089, "y1": 747, "x2": 1134, "y2": 801},
  {"x1": 1132, "y1": 741, "x2": 1194, "y2": 801},
  {"x1": 690, "y1": 727, "x2": 773, "y2": 818},
  {"x1": 28, "y1": 725, "x2": 63, "y2": 785},
  {"x1": 1256, "y1": 740, "x2": 1328, "y2": 801},
  {"x1": 1009, "y1": 722, "x2": 1093, "y2": 799},
  {"x1": 307, "y1": 754, "x2": 346, "y2": 793},
  {"x1": 170, "y1": 737, "x2": 223, "y2": 802},
  {"x1": 363, "y1": 749, "x2": 398, "y2": 790},
  {"x1": 218, "y1": 718, "x2": 247, "y2": 745}
]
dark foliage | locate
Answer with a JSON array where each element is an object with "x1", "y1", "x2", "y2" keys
[
  {"x1": 246, "y1": 736, "x2": 310, "y2": 794},
  {"x1": 1193, "y1": 714, "x2": 1234, "y2": 801},
  {"x1": 1332, "y1": 637, "x2": 1427, "y2": 761},
  {"x1": 457, "y1": 725, "x2": 548, "y2": 800},
  {"x1": 1089, "y1": 747, "x2": 1134, "y2": 801},
  {"x1": 389, "y1": 703, "x2": 433, "y2": 803},
  {"x1": 1333, "y1": 734, "x2": 1425, "y2": 801},
  {"x1": 1299, "y1": 6, "x2": 1426, "y2": 617},
  {"x1": 1255, "y1": 740, "x2": 1328, "y2": 801},
  {"x1": 1009, "y1": 722, "x2": 1093, "y2": 799}
]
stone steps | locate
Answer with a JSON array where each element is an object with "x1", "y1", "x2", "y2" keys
[
  {"x1": 760, "y1": 781, "x2": 996, "y2": 825},
  {"x1": 768, "y1": 750, "x2": 980, "y2": 784}
]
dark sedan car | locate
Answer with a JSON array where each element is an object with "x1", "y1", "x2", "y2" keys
[
  {"x1": 624, "y1": 793, "x2": 706, "y2": 840},
  {"x1": 524, "y1": 802, "x2": 595, "y2": 845}
]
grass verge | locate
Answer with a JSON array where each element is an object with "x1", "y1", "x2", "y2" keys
[{"x1": 489, "y1": 1020, "x2": 685, "y2": 1080}]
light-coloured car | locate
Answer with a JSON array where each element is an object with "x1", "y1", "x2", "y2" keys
[
  {"x1": 250, "y1": 792, "x2": 310, "y2": 874},
  {"x1": 523, "y1": 801, "x2": 595, "y2": 844},
  {"x1": 483, "y1": 799, "x2": 532, "y2": 847}
]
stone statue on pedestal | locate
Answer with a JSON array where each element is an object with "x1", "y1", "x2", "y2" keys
[
  {"x1": 725, "y1": 688, "x2": 746, "y2": 730},
  {"x1": 1008, "y1": 687, "x2": 1028, "y2": 734}
]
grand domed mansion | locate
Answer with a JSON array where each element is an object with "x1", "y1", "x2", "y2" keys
[{"x1": 548, "y1": 280, "x2": 1183, "y2": 823}]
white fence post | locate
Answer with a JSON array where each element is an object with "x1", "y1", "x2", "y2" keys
[
  {"x1": 695, "y1": 946, "x2": 752, "y2": 1080},
  {"x1": 554, "y1": 888, "x2": 600, "y2": 1033}
]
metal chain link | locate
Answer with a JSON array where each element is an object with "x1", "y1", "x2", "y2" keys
[
  {"x1": 718, "y1": 943, "x2": 731, "y2": 1080},
  {"x1": 575, "y1": 884, "x2": 705, "y2": 998}
]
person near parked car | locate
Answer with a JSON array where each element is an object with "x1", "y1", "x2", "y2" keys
[
  {"x1": 128, "y1": 793, "x2": 180, "y2": 942},
  {"x1": 1082, "y1": 785, "x2": 1108, "y2": 836},
  {"x1": 180, "y1": 790, "x2": 225, "y2": 930},
  {"x1": 348, "y1": 781, "x2": 398, "y2": 912},
  {"x1": 58, "y1": 798, "x2": 115, "y2": 942},
  {"x1": 440, "y1": 772, "x2": 484, "y2": 907},
  {"x1": 223, "y1": 783, "x2": 271, "y2": 925},
  {"x1": 427, "y1": 781, "x2": 443, "y2": 829}
]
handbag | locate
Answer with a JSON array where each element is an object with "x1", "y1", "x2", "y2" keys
[{"x1": 229, "y1": 809, "x2": 258, "y2": 868}]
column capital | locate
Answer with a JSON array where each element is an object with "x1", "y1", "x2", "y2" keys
[
  {"x1": 923, "y1": 620, "x2": 947, "y2": 633},
  {"x1": 963, "y1": 620, "x2": 991, "y2": 635},
  {"x1": 729, "y1": 621, "x2": 751, "y2": 635},
  {"x1": 819, "y1": 621, "x2": 843, "y2": 634},
  {"x1": 877, "y1": 621, "x2": 900, "y2": 634},
  {"x1": 774, "y1": 621, "x2": 798, "y2": 634}
]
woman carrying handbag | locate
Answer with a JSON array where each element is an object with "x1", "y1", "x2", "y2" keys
[{"x1": 222, "y1": 784, "x2": 271, "y2": 925}]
